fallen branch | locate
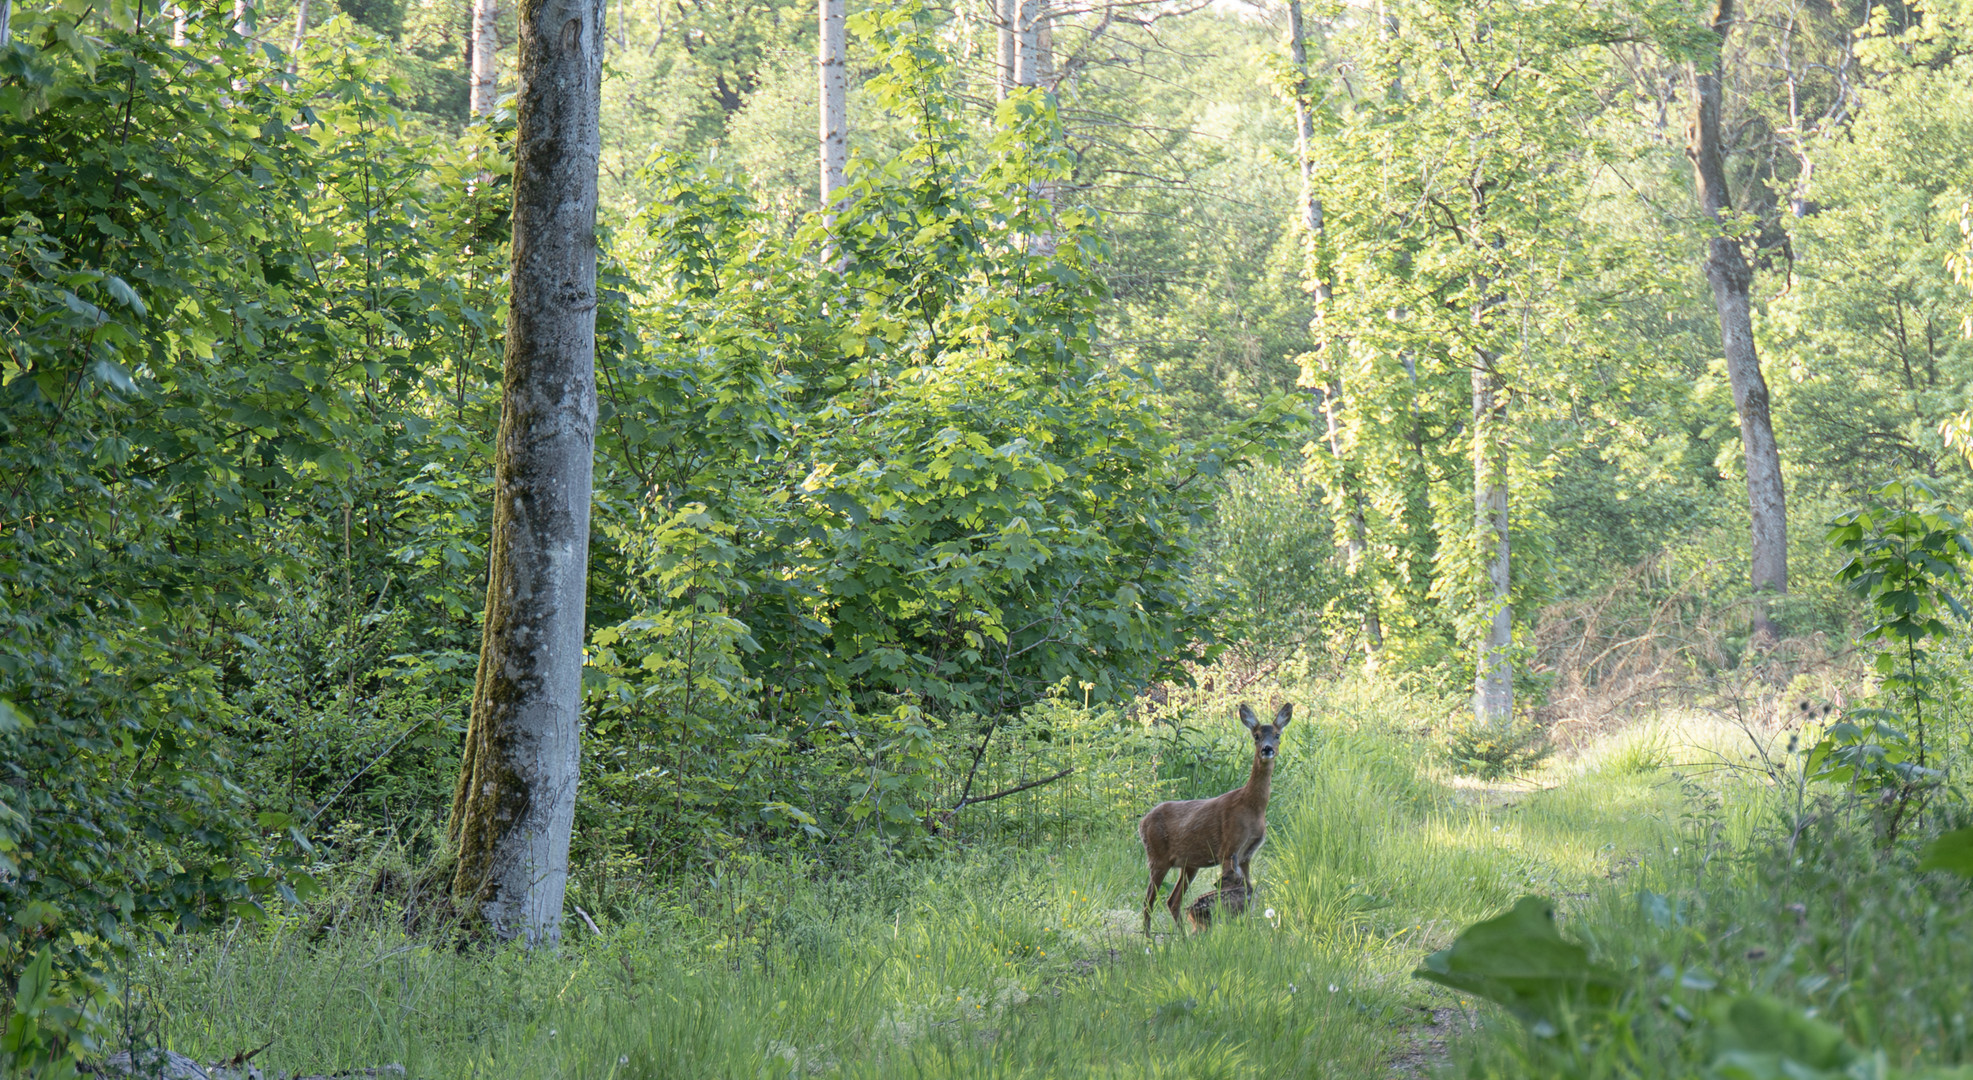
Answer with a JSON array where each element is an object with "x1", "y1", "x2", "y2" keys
[{"x1": 953, "y1": 767, "x2": 1075, "y2": 811}]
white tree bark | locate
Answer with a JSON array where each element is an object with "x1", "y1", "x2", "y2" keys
[
  {"x1": 448, "y1": 0, "x2": 605, "y2": 949},
  {"x1": 996, "y1": 0, "x2": 1015, "y2": 99},
  {"x1": 819, "y1": 0, "x2": 846, "y2": 211},
  {"x1": 1013, "y1": 0, "x2": 1043, "y2": 87},
  {"x1": 1011, "y1": 0, "x2": 1055, "y2": 256},
  {"x1": 469, "y1": 0, "x2": 500, "y2": 117},
  {"x1": 287, "y1": 0, "x2": 310, "y2": 74},
  {"x1": 1689, "y1": 0, "x2": 1787, "y2": 641},
  {"x1": 1, "y1": 2, "x2": 11, "y2": 48},
  {"x1": 232, "y1": 0, "x2": 251, "y2": 37},
  {"x1": 1472, "y1": 355, "x2": 1511, "y2": 727},
  {"x1": 172, "y1": 4, "x2": 187, "y2": 46}
]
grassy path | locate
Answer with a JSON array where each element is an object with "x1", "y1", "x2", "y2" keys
[{"x1": 135, "y1": 704, "x2": 1703, "y2": 1078}]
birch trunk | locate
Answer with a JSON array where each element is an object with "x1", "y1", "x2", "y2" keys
[
  {"x1": 996, "y1": 0, "x2": 1015, "y2": 100},
  {"x1": 232, "y1": 0, "x2": 251, "y2": 36},
  {"x1": 1472, "y1": 356, "x2": 1511, "y2": 727},
  {"x1": 1689, "y1": 0, "x2": 1787, "y2": 642},
  {"x1": 1013, "y1": 0, "x2": 1044, "y2": 87},
  {"x1": 287, "y1": 0, "x2": 309, "y2": 74},
  {"x1": 448, "y1": 0, "x2": 605, "y2": 948},
  {"x1": 1287, "y1": 0, "x2": 1381, "y2": 656},
  {"x1": 469, "y1": 0, "x2": 500, "y2": 117},
  {"x1": 1, "y1": 2, "x2": 11, "y2": 47},
  {"x1": 818, "y1": 0, "x2": 846, "y2": 211},
  {"x1": 1011, "y1": 0, "x2": 1055, "y2": 255},
  {"x1": 173, "y1": 4, "x2": 187, "y2": 45}
]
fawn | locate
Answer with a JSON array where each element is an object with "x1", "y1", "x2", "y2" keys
[
  {"x1": 1137, "y1": 702, "x2": 1291, "y2": 936},
  {"x1": 1185, "y1": 877, "x2": 1250, "y2": 932}
]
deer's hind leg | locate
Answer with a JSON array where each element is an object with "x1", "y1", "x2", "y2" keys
[
  {"x1": 1164, "y1": 867, "x2": 1198, "y2": 934},
  {"x1": 1142, "y1": 862, "x2": 1171, "y2": 937}
]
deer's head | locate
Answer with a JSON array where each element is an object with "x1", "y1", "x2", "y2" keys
[{"x1": 1238, "y1": 702, "x2": 1293, "y2": 762}]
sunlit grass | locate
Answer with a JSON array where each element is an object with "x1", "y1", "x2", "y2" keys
[{"x1": 123, "y1": 682, "x2": 1724, "y2": 1078}]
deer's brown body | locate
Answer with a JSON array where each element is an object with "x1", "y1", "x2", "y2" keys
[{"x1": 1138, "y1": 702, "x2": 1291, "y2": 936}]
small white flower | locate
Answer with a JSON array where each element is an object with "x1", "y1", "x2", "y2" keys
[
  {"x1": 1673, "y1": 847, "x2": 1680, "y2": 854},
  {"x1": 1328, "y1": 984, "x2": 1340, "y2": 993},
  {"x1": 619, "y1": 1058, "x2": 630, "y2": 1066},
  {"x1": 549, "y1": 1029, "x2": 558, "y2": 1037},
  {"x1": 1288, "y1": 983, "x2": 1298, "y2": 994},
  {"x1": 1264, "y1": 908, "x2": 1276, "y2": 919}
]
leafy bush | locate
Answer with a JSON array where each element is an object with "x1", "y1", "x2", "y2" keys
[
  {"x1": 1190, "y1": 464, "x2": 1356, "y2": 673},
  {"x1": 1809, "y1": 482, "x2": 1971, "y2": 838}
]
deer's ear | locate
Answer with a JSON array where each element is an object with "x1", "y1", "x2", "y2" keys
[
  {"x1": 1238, "y1": 704, "x2": 1259, "y2": 731},
  {"x1": 1274, "y1": 702, "x2": 1293, "y2": 729}
]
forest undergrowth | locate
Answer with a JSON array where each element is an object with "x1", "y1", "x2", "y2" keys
[{"x1": 110, "y1": 677, "x2": 1771, "y2": 1079}]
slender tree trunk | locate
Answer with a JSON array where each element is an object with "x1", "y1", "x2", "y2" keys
[
  {"x1": 1013, "y1": 0, "x2": 1041, "y2": 86},
  {"x1": 1287, "y1": 0, "x2": 1380, "y2": 656},
  {"x1": 1, "y1": 1, "x2": 11, "y2": 47},
  {"x1": 1688, "y1": 0, "x2": 1787, "y2": 641},
  {"x1": 448, "y1": 0, "x2": 605, "y2": 948},
  {"x1": 173, "y1": 3, "x2": 187, "y2": 45},
  {"x1": 996, "y1": 0, "x2": 1015, "y2": 100},
  {"x1": 1035, "y1": 3, "x2": 1052, "y2": 83},
  {"x1": 287, "y1": 0, "x2": 309, "y2": 74},
  {"x1": 469, "y1": 0, "x2": 500, "y2": 117},
  {"x1": 1010, "y1": 0, "x2": 1055, "y2": 256},
  {"x1": 819, "y1": 0, "x2": 846, "y2": 211},
  {"x1": 1472, "y1": 354, "x2": 1511, "y2": 726}
]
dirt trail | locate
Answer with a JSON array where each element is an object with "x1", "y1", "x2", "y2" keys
[{"x1": 1387, "y1": 1006, "x2": 1478, "y2": 1078}]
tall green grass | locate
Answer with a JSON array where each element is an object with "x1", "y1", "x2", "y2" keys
[
  {"x1": 112, "y1": 677, "x2": 1700, "y2": 1078},
  {"x1": 1443, "y1": 739, "x2": 1973, "y2": 1077}
]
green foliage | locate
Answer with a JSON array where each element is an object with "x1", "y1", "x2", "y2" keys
[
  {"x1": 1304, "y1": 0, "x2": 1677, "y2": 687},
  {"x1": 2, "y1": 949, "x2": 96, "y2": 1077},
  {"x1": 1916, "y1": 825, "x2": 1973, "y2": 876},
  {"x1": 1414, "y1": 896, "x2": 1621, "y2": 1035},
  {"x1": 0, "y1": 5, "x2": 503, "y2": 1056},
  {"x1": 1810, "y1": 483, "x2": 1970, "y2": 824},
  {"x1": 1190, "y1": 464, "x2": 1355, "y2": 672},
  {"x1": 571, "y1": 4, "x2": 1298, "y2": 873}
]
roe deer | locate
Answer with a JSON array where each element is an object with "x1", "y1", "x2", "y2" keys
[
  {"x1": 1137, "y1": 702, "x2": 1291, "y2": 936},
  {"x1": 1185, "y1": 876, "x2": 1250, "y2": 932}
]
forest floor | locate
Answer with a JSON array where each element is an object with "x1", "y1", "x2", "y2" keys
[{"x1": 119, "y1": 706, "x2": 1744, "y2": 1079}]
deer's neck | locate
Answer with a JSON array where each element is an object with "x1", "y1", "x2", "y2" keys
[{"x1": 1240, "y1": 752, "x2": 1274, "y2": 808}]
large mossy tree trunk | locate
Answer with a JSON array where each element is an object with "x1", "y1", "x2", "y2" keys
[
  {"x1": 1689, "y1": 0, "x2": 1788, "y2": 641},
  {"x1": 448, "y1": 0, "x2": 606, "y2": 948}
]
